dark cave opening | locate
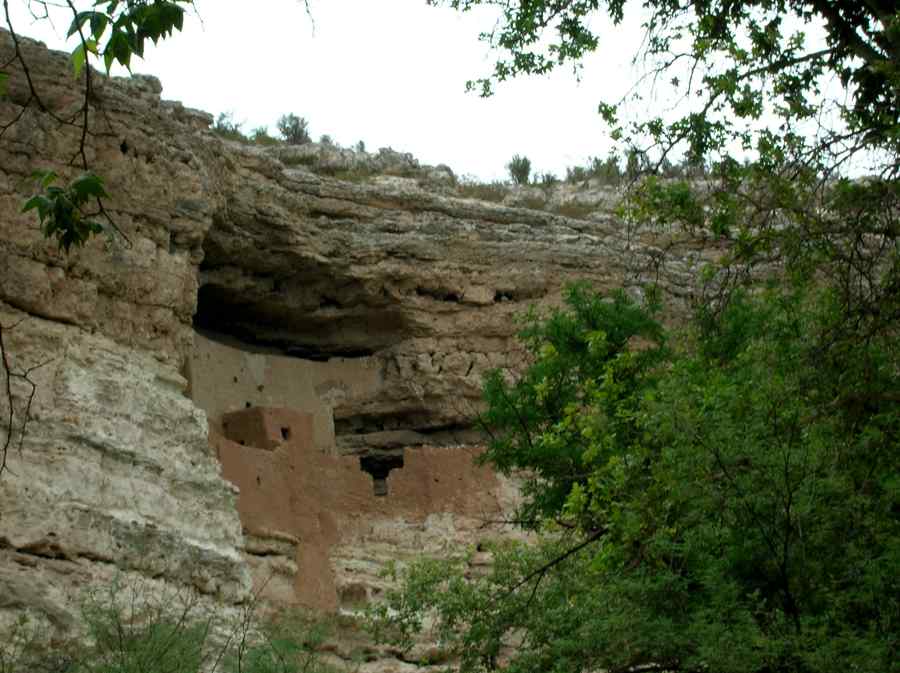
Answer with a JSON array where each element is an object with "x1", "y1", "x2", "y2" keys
[{"x1": 193, "y1": 285, "x2": 379, "y2": 361}]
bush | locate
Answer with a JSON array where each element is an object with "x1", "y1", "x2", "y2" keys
[
  {"x1": 250, "y1": 127, "x2": 280, "y2": 147},
  {"x1": 213, "y1": 112, "x2": 247, "y2": 142},
  {"x1": 373, "y1": 282, "x2": 900, "y2": 673},
  {"x1": 0, "y1": 578, "x2": 345, "y2": 673},
  {"x1": 228, "y1": 610, "x2": 341, "y2": 673},
  {"x1": 276, "y1": 114, "x2": 311, "y2": 145},
  {"x1": 589, "y1": 153, "x2": 622, "y2": 184},
  {"x1": 506, "y1": 154, "x2": 531, "y2": 185},
  {"x1": 318, "y1": 134, "x2": 334, "y2": 146},
  {"x1": 565, "y1": 165, "x2": 588, "y2": 184}
]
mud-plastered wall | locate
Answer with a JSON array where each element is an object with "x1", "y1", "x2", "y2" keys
[
  {"x1": 188, "y1": 331, "x2": 383, "y2": 450},
  {"x1": 188, "y1": 334, "x2": 518, "y2": 611}
]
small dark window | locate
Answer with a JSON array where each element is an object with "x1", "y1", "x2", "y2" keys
[
  {"x1": 359, "y1": 454, "x2": 404, "y2": 497},
  {"x1": 281, "y1": 427, "x2": 291, "y2": 441},
  {"x1": 245, "y1": 401, "x2": 251, "y2": 408}
]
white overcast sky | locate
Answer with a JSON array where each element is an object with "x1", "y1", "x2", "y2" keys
[{"x1": 8, "y1": 0, "x2": 651, "y2": 181}]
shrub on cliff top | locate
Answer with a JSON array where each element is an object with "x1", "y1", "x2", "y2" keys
[
  {"x1": 506, "y1": 154, "x2": 531, "y2": 185},
  {"x1": 251, "y1": 127, "x2": 281, "y2": 147},
  {"x1": 277, "y1": 114, "x2": 311, "y2": 146},
  {"x1": 214, "y1": 112, "x2": 248, "y2": 142}
]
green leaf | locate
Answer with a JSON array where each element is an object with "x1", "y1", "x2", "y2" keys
[
  {"x1": 0, "y1": 72, "x2": 7, "y2": 97},
  {"x1": 103, "y1": 30, "x2": 132, "y2": 72},
  {"x1": 21, "y1": 194, "x2": 51, "y2": 215},
  {"x1": 67, "y1": 11, "x2": 92, "y2": 38},
  {"x1": 31, "y1": 169, "x2": 58, "y2": 189},
  {"x1": 70, "y1": 173, "x2": 107, "y2": 202},
  {"x1": 90, "y1": 13, "x2": 109, "y2": 41},
  {"x1": 71, "y1": 44, "x2": 87, "y2": 78}
]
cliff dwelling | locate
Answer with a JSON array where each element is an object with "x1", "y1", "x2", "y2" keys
[{"x1": 187, "y1": 292, "x2": 509, "y2": 611}]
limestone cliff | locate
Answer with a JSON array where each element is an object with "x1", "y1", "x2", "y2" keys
[{"x1": 0, "y1": 30, "x2": 714, "y2": 644}]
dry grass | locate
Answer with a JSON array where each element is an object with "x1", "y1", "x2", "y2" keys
[
  {"x1": 457, "y1": 181, "x2": 508, "y2": 202},
  {"x1": 552, "y1": 202, "x2": 596, "y2": 219}
]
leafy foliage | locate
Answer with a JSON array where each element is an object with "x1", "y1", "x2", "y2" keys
[
  {"x1": 373, "y1": 282, "x2": 900, "y2": 673},
  {"x1": 21, "y1": 171, "x2": 107, "y2": 252},
  {"x1": 5, "y1": 1, "x2": 193, "y2": 253},
  {"x1": 66, "y1": 1, "x2": 191, "y2": 74},
  {"x1": 479, "y1": 283, "x2": 666, "y2": 527},
  {"x1": 0, "y1": 579, "x2": 345, "y2": 673},
  {"x1": 227, "y1": 611, "x2": 341, "y2": 673},
  {"x1": 506, "y1": 154, "x2": 532, "y2": 185}
]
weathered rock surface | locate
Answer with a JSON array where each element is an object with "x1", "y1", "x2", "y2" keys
[{"x1": 0, "y1": 29, "x2": 716, "y2": 653}]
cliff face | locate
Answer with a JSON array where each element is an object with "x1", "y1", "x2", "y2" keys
[{"x1": 0, "y1": 31, "x2": 713, "y2": 638}]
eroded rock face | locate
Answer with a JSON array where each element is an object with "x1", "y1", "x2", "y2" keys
[
  {"x1": 1, "y1": 32, "x2": 247, "y2": 627},
  {"x1": 0, "y1": 30, "x2": 715, "y2": 642}
]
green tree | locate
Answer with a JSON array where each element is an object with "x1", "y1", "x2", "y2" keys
[
  {"x1": 371, "y1": 282, "x2": 899, "y2": 673},
  {"x1": 277, "y1": 113, "x2": 312, "y2": 145},
  {"x1": 429, "y1": 1, "x2": 899, "y2": 331},
  {"x1": 507, "y1": 154, "x2": 532, "y2": 184},
  {"x1": 369, "y1": 3, "x2": 900, "y2": 671}
]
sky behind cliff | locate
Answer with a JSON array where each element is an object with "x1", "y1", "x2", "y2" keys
[{"x1": 8, "y1": 0, "x2": 647, "y2": 181}]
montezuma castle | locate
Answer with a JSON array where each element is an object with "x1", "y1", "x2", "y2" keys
[{"x1": 0, "y1": 30, "x2": 718, "y2": 660}]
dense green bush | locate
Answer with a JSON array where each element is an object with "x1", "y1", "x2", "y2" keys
[{"x1": 370, "y1": 280, "x2": 899, "y2": 673}]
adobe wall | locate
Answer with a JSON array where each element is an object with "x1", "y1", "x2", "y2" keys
[
  {"x1": 188, "y1": 335, "x2": 515, "y2": 611},
  {"x1": 211, "y1": 406, "x2": 507, "y2": 610},
  {"x1": 188, "y1": 331, "x2": 383, "y2": 449}
]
